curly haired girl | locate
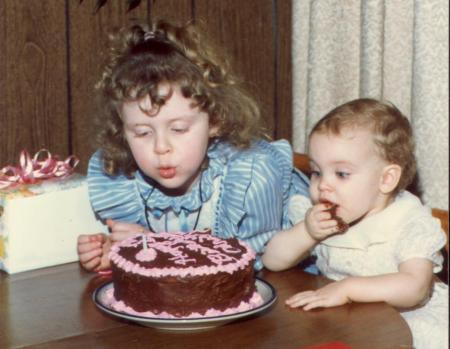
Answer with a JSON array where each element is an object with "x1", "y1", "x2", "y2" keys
[{"x1": 77, "y1": 19, "x2": 309, "y2": 272}]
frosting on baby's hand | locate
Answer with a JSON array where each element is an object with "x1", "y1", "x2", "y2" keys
[{"x1": 321, "y1": 200, "x2": 349, "y2": 233}]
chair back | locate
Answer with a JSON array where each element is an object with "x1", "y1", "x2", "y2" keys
[{"x1": 293, "y1": 152, "x2": 311, "y2": 176}]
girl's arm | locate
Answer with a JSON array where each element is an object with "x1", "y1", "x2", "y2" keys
[{"x1": 287, "y1": 257, "x2": 434, "y2": 310}]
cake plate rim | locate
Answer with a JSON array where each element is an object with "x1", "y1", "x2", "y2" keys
[{"x1": 92, "y1": 277, "x2": 277, "y2": 331}]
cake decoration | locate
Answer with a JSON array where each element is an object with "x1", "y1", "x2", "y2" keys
[{"x1": 108, "y1": 229, "x2": 262, "y2": 317}]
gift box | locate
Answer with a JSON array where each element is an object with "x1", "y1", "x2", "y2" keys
[{"x1": 0, "y1": 150, "x2": 107, "y2": 274}]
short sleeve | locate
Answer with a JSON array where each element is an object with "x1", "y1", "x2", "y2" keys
[
  {"x1": 217, "y1": 140, "x2": 309, "y2": 270},
  {"x1": 395, "y1": 214, "x2": 447, "y2": 273},
  {"x1": 87, "y1": 151, "x2": 144, "y2": 224}
]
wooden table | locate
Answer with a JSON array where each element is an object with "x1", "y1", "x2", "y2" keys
[{"x1": 0, "y1": 263, "x2": 412, "y2": 349}]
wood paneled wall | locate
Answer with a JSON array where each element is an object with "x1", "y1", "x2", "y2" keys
[{"x1": 0, "y1": 0, "x2": 292, "y2": 174}]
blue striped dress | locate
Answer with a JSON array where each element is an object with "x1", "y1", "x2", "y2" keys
[{"x1": 87, "y1": 139, "x2": 310, "y2": 270}]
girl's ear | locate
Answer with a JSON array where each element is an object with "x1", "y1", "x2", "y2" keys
[{"x1": 379, "y1": 164, "x2": 402, "y2": 194}]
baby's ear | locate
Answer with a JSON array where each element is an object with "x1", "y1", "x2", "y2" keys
[{"x1": 379, "y1": 164, "x2": 402, "y2": 194}]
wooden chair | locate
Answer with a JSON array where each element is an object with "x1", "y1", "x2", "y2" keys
[
  {"x1": 293, "y1": 152, "x2": 449, "y2": 282},
  {"x1": 294, "y1": 152, "x2": 311, "y2": 177},
  {"x1": 432, "y1": 208, "x2": 449, "y2": 283}
]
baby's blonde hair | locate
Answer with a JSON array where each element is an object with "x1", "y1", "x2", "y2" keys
[
  {"x1": 95, "y1": 19, "x2": 267, "y2": 176},
  {"x1": 310, "y1": 98, "x2": 416, "y2": 194}
]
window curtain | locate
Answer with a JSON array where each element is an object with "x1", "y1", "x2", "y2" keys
[{"x1": 292, "y1": 0, "x2": 448, "y2": 210}]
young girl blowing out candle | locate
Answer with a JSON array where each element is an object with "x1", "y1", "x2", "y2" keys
[{"x1": 77, "y1": 19, "x2": 310, "y2": 272}]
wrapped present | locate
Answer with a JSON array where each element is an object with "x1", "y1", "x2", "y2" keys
[{"x1": 0, "y1": 150, "x2": 107, "y2": 274}]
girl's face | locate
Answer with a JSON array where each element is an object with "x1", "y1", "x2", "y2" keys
[
  {"x1": 308, "y1": 128, "x2": 390, "y2": 224},
  {"x1": 121, "y1": 85, "x2": 216, "y2": 196}
]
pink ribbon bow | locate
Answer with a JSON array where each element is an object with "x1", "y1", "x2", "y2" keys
[{"x1": 0, "y1": 149, "x2": 79, "y2": 189}]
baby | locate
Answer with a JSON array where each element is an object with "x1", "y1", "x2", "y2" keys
[{"x1": 263, "y1": 98, "x2": 448, "y2": 349}]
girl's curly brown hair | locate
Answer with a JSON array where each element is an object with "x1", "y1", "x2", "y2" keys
[{"x1": 94, "y1": 19, "x2": 267, "y2": 176}]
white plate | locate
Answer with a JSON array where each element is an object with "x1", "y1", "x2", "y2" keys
[{"x1": 93, "y1": 277, "x2": 277, "y2": 331}]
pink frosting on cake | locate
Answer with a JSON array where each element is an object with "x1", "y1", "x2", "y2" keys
[
  {"x1": 102, "y1": 287, "x2": 264, "y2": 319},
  {"x1": 109, "y1": 231, "x2": 256, "y2": 277},
  {"x1": 136, "y1": 247, "x2": 157, "y2": 262}
]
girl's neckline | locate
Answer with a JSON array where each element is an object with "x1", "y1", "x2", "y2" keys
[{"x1": 139, "y1": 172, "x2": 206, "y2": 232}]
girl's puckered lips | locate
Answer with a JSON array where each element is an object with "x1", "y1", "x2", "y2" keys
[{"x1": 159, "y1": 167, "x2": 176, "y2": 179}]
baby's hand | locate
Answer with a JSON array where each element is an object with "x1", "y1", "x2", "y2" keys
[
  {"x1": 77, "y1": 233, "x2": 111, "y2": 272},
  {"x1": 305, "y1": 202, "x2": 344, "y2": 241},
  {"x1": 106, "y1": 219, "x2": 147, "y2": 242},
  {"x1": 285, "y1": 280, "x2": 350, "y2": 311}
]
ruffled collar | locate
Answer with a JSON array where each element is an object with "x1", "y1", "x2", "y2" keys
[
  {"x1": 135, "y1": 141, "x2": 231, "y2": 215},
  {"x1": 321, "y1": 191, "x2": 424, "y2": 250}
]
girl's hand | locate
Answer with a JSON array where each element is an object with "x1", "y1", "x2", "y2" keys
[
  {"x1": 106, "y1": 219, "x2": 147, "y2": 242},
  {"x1": 305, "y1": 202, "x2": 341, "y2": 241},
  {"x1": 77, "y1": 233, "x2": 111, "y2": 272},
  {"x1": 285, "y1": 280, "x2": 351, "y2": 311}
]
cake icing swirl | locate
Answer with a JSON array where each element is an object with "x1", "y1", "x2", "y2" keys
[{"x1": 109, "y1": 230, "x2": 255, "y2": 277}]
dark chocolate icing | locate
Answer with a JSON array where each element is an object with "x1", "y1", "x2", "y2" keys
[
  {"x1": 322, "y1": 200, "x2": 349, "y2": 233},
  {"x1": 110, "y1": 231, "x2": 257, "y2": 317}
]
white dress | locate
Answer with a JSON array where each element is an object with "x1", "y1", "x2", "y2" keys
[{"x1": 298, "y1": 191, "x2": 448, "y2": 349}]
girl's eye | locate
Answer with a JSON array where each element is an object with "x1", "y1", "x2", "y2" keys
[
  {"x1": 171, "y1": 127, "x2": 188, "y2": 133},
  {"x1": 134, "y1": 129, "x2": 152, "y2": 137},
  {"x1": 310, "y1": 170, "x2": 321, "y2": 178},
  {"x1": 336, "y1": 171, "x2": 350, "y2": 179}
]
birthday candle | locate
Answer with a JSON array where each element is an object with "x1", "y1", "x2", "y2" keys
[{"x1": 142, "y1": 234, "x2": 148, "y2": 250}]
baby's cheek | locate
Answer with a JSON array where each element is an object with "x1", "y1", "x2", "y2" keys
[{"x1": 309, "y1": 187, "x2": 320, "y2": 204}]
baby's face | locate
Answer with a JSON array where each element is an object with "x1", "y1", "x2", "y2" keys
[
  {"x1": 121, "y1": 84, "x2": 215, "y2": 195},
  {"x1": 308, "y1": 128, "x2": 389, "y2": 224}
]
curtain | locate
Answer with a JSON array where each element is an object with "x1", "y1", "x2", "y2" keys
[{"x1": 293, "y1": 0, "x2": 448, "y2": 210}]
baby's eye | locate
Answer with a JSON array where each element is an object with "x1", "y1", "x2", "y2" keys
[
  {"x1": 336, "y1": 171, "x2": 350, "y2": 179},
  {"x1": 310, "y1": 170, "x2": 321, "y2": 178}
]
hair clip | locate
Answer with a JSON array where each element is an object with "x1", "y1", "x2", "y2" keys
[{"x1": 144, "y1": 31, "x2": 156, "y2": 41}]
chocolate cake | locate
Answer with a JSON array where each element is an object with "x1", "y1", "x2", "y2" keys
[
  {"x1": 108, "y1": 230, "x2": 262, "y2": 318},
  {"x1": 322, "y1": 200, "x2": 349, "y2": 233}
]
